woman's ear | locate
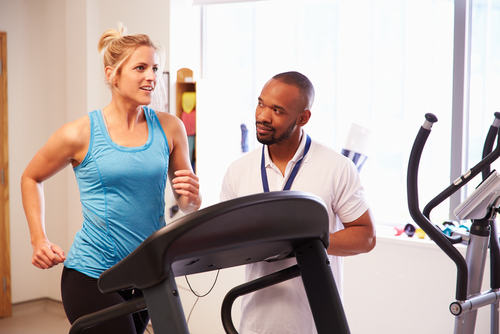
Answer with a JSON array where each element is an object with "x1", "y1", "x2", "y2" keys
[{"x1": 105, "y1": 66, "x2": 115, "y2": 85}]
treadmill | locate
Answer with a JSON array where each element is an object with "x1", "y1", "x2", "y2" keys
[{"x1": 68, "y1": 191, "x2": 350, "y2": 334}]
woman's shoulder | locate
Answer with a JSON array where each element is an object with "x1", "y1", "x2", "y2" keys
[
  {"x1": 54, "y1": 113, "x2": 91, "y2": 148},
  {"x1": 66, "y1": 113, "x2": 91, "y2": 133},
  {"x1": 153, "y1": 109, "x2": 180, "y2": 122},
  {"x1": 153, "y1": 110, "x2": 184, "y2": 132},
  {"x1": 40, "y1": 113, "x2": 91, "y2": 165}
]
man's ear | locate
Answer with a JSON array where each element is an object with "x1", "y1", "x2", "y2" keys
[{"x1": 297, "y1": 109, "x2": 311, "y2": 126}]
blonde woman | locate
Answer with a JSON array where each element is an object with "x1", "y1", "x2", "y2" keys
[{"x1": 21, "y1": 25, "x2": 201, "y2": 333}]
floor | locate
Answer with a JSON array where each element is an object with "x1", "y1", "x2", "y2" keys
[
  {"x1": 0, "y1": 299, "x2": 71, "y2": 334},
  {"x1": 0, "y1": 299, "x2": 154, "y2": 334}
]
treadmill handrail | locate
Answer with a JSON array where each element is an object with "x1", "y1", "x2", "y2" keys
[{"x1": 481, "y1": 112, "x2": 500, "y2": 180}]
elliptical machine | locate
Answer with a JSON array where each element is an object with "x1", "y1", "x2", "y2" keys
[{"x1": 407, "y1": 112, "x2": 500, "y2": 334}]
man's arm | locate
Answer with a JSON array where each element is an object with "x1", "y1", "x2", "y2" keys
[{"x1": 327, "y1": 209, "x2": 376, "y2": 256}]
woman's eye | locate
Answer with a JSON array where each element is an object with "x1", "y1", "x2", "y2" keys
[
  {"x1": 153, "y1": 67, "x2": 158, "y2": 73},
  {"x1": 136, "y1": 66, "x2": 145, "y2": 71}
]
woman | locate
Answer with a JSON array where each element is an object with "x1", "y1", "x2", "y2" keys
[{"x1": 21, "y1": 25, "x2": 201, "y2": 333}]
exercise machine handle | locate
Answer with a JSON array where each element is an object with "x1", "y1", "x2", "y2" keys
[
  {"x1": 484, "y1": 112, "x2": 500, "y2": 290},
  {"x1": 481, "y1": 112, "x2": 500, "y2": 179},
  {"x1": 422, "y1": 113, "x2": 500, "y2": 219},
  {"x1": 407, "y1": 113, "x2": 468, "y2": 301}
]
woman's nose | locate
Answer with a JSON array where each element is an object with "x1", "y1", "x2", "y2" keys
[{"x1": 146, "y1": 68, "x2": 156, "y2": 81}]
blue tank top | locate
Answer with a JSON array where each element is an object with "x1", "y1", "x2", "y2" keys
[{"x1": 64, "y1": 107, "x2": 169, "y2": 279}]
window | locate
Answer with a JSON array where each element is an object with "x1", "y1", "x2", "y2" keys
[
  {"x1": 467, "y1": 0, "x2": 500, "y2": 192},
  {"x1": 202, "y1": 0, "x2": 458, "y2": 225}
]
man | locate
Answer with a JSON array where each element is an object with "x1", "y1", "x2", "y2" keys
[{"x1": 220, "y1": 71, "x2": 376, "y2": 334}]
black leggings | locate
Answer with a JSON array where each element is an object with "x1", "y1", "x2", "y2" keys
[{"x1": 61, "y1": 267, "x2": 149, "y2": 334}]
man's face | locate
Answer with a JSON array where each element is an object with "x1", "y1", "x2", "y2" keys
[{"x1": 255, "y1": 79, "x2": 306, "y2": 145}]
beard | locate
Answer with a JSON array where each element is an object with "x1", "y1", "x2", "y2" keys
[{"x1": 256, "y1": 118, "x2": 297, "y2": 145}]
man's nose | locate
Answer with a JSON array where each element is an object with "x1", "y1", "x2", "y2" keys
[{"x1": 256, "y1": 106, "x2": 271, "y2": 123}]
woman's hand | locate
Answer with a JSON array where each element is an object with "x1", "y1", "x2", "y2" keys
[
  {"x1": 31, "y1": 239, "x2": 66, "y2": 270},
  {"x1": 172, "y1": 170, "x2": 201, "y2": 212}
]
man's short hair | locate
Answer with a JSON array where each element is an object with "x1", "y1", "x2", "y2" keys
[{"x1": 272, "y1": 71, "x2": 315, "y2": 109}]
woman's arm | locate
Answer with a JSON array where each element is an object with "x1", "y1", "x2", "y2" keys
[
  {"x1": 21, "y1": 117, "x2": 89, "y2": 269},
  {"x1": 157, "y1": 112, "x2": 201, "y2": 213}
]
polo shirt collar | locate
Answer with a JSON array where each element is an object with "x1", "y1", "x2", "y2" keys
[{"x1": 263, "y1": 129, "x2": 309, "y2": 167}]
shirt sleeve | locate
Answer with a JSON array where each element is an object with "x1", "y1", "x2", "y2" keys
[
  {"x1": 220, "y1": 164, "x2": 237, "y2": 202},
  {"x1": 332, "y1": 159, "x2": 370, "y2": 223}
]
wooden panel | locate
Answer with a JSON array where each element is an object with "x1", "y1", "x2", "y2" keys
[
  {"x1": 176, "y1": 68, "x2": 195, "y2": 118},
  {"x1": 175, "y1": 69, "x2": 197, "y2": 170},
  {"x1": 0, "y1": 31, "x2": 12, "y2": 318}
]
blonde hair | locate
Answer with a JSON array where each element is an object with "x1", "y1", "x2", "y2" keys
[{"x1": 98, "y1": 23, "x2": 166, "y2": 110}]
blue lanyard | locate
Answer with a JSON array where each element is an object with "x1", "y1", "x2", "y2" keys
[{"x1": 261, "y1": 135, "x2": 311, "y2": 192}]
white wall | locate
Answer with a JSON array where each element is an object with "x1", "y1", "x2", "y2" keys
[
  {"x1": 166, "y1": 3, "x2": 246, "y2": 333},
  {"x1": 0, "y1": 0, "x2": 69, "y2": 303},
  {"x1": 165, "y1": 0, "x2": 202, "y2": 222},
  {"x1": 1, "y1": 1, "x2": 497, "y2": 334}
]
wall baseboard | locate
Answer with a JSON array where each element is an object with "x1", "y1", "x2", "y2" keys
[
  {"x1": 12, "y1": 298, "x2": 154, "y2": 330},
  {"x1": 12, "y1": 298, "x2": 65, "y2": 318}
]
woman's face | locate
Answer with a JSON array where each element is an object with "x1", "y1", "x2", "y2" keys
[{"x1": 112, "y1": 45, "x2": 159, "y2": 106}]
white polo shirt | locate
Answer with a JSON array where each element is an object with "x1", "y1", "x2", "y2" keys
[{"x1": 220, "y1": 131, "x2": 369, "y2": 334}]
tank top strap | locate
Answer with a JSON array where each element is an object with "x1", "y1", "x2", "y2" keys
[
  {"x1": 88, "y1": 109, "x2": 108, "y2": 147},
  {"x1": 84, "y1": 108, "x2": 169, "y2": 157},
  {"x1": 143, "y1": 106, "x2": 170, "y2": 155}
]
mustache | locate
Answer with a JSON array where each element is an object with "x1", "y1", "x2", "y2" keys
[{"x1": 256, "y1": 122, "x2": 274, "y2": 131}]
